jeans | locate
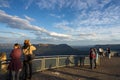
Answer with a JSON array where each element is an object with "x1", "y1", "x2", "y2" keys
[
  {"x1": 90, "y1": 58, "x2": 96, "y2": 69},
  {"x1": 22, "y1": 60, "x2": 32, "y2": 80}
]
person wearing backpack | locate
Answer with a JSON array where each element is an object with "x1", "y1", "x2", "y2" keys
[{"x1": 22, "y1": 40, "x2": 36, "y2": 80}]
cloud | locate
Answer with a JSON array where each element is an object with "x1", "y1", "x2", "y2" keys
[
  {"x1": 0, "y1": 0, "x2": 10, "y2": 8},
  {"x1": 54, "y1": 21, "x2": 74, "y2": 32},
  {"x1": 25, "y1": 0, "x2": 34, "y2": 10},
  {"x1": 0, "y1": 10, "x2": 70, "y2": 40},
  {"x1": 53, "y1": 0, "x2": 120, "y2": 42},
  {"x1": 49, "y1": 14, "x2": 64, "y2": 19},
  {"x1": 35, "y1": 0, "x2": 113, "y2": 11},
  {"x1": 24, "y1": 15, "x2": 35, "y2": 22},
  {"x1": 0, "y1": 31, "x2": 27, "y2": 37}
]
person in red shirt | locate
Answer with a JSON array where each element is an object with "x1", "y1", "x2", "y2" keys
[
  {"x1": 89, "y1": 48, "x2": 96, "y2": 69},
  {"x1": 8, "y1": 43, "x2": 22, "y2": 80}
]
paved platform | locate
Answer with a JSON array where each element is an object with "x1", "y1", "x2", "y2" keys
[
  {"x1": 32, "y1": 57, "x2": 120, "y2": 80},
  {"x1": 1, "y1": 57, "x2": 120, "y2": 80}
]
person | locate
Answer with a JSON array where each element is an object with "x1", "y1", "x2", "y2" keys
[
  {"x1": 94, "y1": 48, "x2": 99, "y2": 65},
  {"x1": 79, "y1": 56, "x2": 85, "y2": 67},
  {"x1": 7, "y1": 43, "x2": 22, "y2": 80},
  {"x1": 89, "y1": 48, "x2": 96, "y2": 69},
  {"x1": 65, "y1": 56, "x2": 73, "y2": 67},
  {"x1": 99, "y1": 48, "x2": 104, "y2": 57},
  {"x1": 0, "y1": 52, "x2": 7, "y2": 72},
  {"x1": 106, "y1": 48, "x2": 111, "y2": 59},
  {"x1": 22, "y1": 40, "x2": 36, "y2": 80}
]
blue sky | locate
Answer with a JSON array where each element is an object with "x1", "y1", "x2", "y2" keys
[{"x1": 0, "y1": 0, "x2": 120, "y2": 45}]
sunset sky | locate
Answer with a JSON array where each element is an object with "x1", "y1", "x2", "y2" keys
[{"x1": 0, "y1": 0, "x2": 120, "y2": 45}]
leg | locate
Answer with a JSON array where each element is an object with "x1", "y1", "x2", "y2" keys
[
  {"x1": 90, "y1": 59, "x2": 93, "y2": 69},
  {"x1": 12, "y1": 71, "x2": 15, "y2": 80},
  {"x1": 28, "y1": 61, "x2": 32, "y2": 80},
  {"x1": 8, "y1": 70, "x2": 12, "y2": 80},
  {"x1": 23, "y1": 61, "x2": 28, "y2": 80},
  {"x1": 15, "y1": 70, "x2": 21, "y2": 80},
  {"x1": 94, "y1": 59, "x2": 97, "y2": 68}
]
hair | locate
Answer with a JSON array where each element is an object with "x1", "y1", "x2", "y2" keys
[
  {"x1": 14, "y1": 43, "x2": 21, "y2": 49},
  {"x1": 22, "y1": 40, "x2": 30, "y2": 49},
  {"x1": 0, "y1": 52, "x2": 7, "y2": 60}
]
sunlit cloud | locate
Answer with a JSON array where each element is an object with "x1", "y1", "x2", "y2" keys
[
  {"x1": 0, "y1": 0, "x2": 120, "y2": 45},
  {"x1": 0, "y1": 10, "x2": 71, "y2": 40}
]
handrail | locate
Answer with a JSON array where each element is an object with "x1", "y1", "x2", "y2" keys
[{"x1": 0, "y1": 55, "x2": 100, "y2": 73}]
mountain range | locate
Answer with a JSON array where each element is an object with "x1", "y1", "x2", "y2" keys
[
  {"x1": 34, "y1": 44, "x2": 81, "y2": 56},
  {"x1": 0, "y1": 43, "x2": 120, "y2": 56}
]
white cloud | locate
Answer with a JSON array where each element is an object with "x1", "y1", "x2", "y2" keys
[
  {"x1": 35, "y1": 0, "x2": 113, "y2": 11},
  {"x1": 0, "y1": 31, "x2": 27, "y2": 37},
  {"x1": 36, "y1": 0, "x2": 88, "y2": 10},
  {"x1": 53, "y1": 1, "x2": 120, "y2": 42},
  {"x1": 0, "y1": 10, "x2": 71, "y2": 40},
  {"x1": 54, "y1": 21, "x2": 74, "y2": 32},
  {"x1": 24, "y1": 15, "x2": 35, "y2": 22}
]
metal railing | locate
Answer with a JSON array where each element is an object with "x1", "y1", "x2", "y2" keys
[{"x1": 0, "y1": 55, "x2": 100, "y2": 73}]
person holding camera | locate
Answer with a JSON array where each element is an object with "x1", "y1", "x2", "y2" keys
[{"x1": 22, "y1": 40, "x2": 36, "y2": 80}]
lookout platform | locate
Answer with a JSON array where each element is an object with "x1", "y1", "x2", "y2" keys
[{"x1": 1, "y1": 57, "x2": 120, "y2": 80}]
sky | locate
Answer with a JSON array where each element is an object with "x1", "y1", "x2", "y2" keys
[{"x1": 0, "y1": 0, "x2": 120, "y2": 46}]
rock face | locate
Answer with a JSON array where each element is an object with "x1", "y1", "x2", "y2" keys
[{"x1": 33, "y1": 44, "x2": 81, "y2": 56}]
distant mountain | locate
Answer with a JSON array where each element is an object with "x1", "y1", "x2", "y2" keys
[
  {"x1": 0, "y1": 43, "x2": 13, "y2": 49},
  {"x1": 33, "y1": 44, "x2": 81, "y2": 56},
  {"x1": 0, "y1": 43, "x2": 13, "y2": 54}
]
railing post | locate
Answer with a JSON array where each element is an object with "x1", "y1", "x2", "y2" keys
[
  {"x1": 41, "y1": 58, "x2": 45, "y2": 71},
  {"x1": 69, "y1": 55, "x2": 74, "y2": 66},
  {"x1": 56, "y1": 56, "x2": 59, "y2": 68}
]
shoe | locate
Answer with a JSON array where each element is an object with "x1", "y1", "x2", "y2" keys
[
  {"x1": 94, "y1": 67, "x2": 97, "y2": 69},
  {"x1": 28, "y1": 77, "x2": 31, "y2": 80}
]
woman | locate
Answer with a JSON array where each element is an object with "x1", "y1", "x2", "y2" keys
[
  {"x1": 8, "y1": 43, "x2": 22, "y2": 80},
  {"x1": 22, "y1": 40, "x2": 36, "y2": 80},
  {"x1": 89, "y1": 48, "x2": 96, "y2": 69}
]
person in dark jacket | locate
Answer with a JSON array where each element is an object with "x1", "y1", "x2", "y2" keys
[
  {"x1": 8, "y1": 43, "x2": 22, "y2": 80},
  {"x1": 106, "y1": 48, "x2": 111, "y2": 59}
]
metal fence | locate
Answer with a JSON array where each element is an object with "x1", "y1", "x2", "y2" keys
[
  {"x1": 32, "y1": 55, "x2": 100, "y2": 72},
  {"x1": 0, "y1": 55, "x2": 100, "y2": 74}
]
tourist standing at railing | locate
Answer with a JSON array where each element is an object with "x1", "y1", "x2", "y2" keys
[
  {"x1": 7, "y1": 43, "x2": 22, "y2": 80},
  {"x1": 99, "y1": 48, "x2": 104, "y2": 56},
  {"x1": 89, "y1": 48, "x2": 96, "y2": 69},
  {"x1": 94, "y1": 48, "x2": 99, "y2": 65},
  {"x1": 106, "y1": 48, "x2": 111, "y2": 59},
  {"x1": 22, "y1": 40, "x2": 36, "y2": 80}
]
